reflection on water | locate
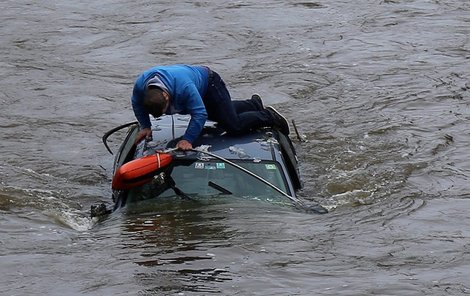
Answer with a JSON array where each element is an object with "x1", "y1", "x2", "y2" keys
[
  {"x1": 116, "y1": 200, "x2": 305, "y2": 294},
  {"x1": 121, "y1": 202, "x2": 234, "y2": 293}
]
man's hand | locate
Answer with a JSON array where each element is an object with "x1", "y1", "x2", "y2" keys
[
  {"x1": 177, "y1": 139, "x2": 193, "y2": 151},
  {"x1": 135, "y1": 128, "x2": 152, "y2": 144}
]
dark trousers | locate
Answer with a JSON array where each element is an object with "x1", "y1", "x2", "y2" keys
[{"x1": 203, "y1": 70, "x2": 272, "y2": 134}]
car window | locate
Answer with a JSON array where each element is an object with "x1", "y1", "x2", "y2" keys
[{"x1": 128, "y1": 160, "x2": 290, "y2": 203}]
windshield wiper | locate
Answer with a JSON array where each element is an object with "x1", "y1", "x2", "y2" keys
[
  {"x1": 166, "y1": 175, "x2": 192, "y2": 200},
  {"x1": 189, "y1": 148, "x2": 328, "y2": 214},
  {"x1": 208, "y1": 181, "x2": 232, "y2": 195}
]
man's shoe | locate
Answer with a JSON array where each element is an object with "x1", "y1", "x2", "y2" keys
[
  {"x1": 266, "y1": 106, "x2": 290, "y2": 135},
  {"x1": 251, "y1": 94, "x2": 264, "y2": 110}
]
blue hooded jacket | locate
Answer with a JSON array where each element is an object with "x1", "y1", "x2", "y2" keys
[{"x1": 131, "y1": 65, "x2": 209, "y2": 143}]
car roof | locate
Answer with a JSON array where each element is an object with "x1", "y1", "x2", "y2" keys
[{"x1": 146, "y1": 115, "x2": 280, "y2": 161}]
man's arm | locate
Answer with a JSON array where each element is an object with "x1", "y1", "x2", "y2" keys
[
  {"x1": 131, "y1": 85, "x2": 152, "y2": 130},
  {"x1": 180, "y1": 83, "x2": 208, "y2": 145},
  {"x1": 131, "y1": 81, "x2": 153, "y2": 144}
]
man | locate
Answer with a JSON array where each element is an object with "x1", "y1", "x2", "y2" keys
[{"x1": 131, "y1": 64, "x2": 289, "y2": 150}]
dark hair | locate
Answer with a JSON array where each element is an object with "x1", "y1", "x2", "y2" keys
[{"x1": 144, "y1": 87, "x2": 167, "y2": 118}]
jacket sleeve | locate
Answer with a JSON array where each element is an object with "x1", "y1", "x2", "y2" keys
[
  {"x1": 181, "y1": 83, "x2": 207, "y2": 143},
  {"x1": 131, "y1": 81, "x2": 152, "y2": 129}
]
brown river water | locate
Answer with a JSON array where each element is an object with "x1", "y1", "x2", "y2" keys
[{"x1": 1, "y1": 0, "x2": 470, "y2": 295}]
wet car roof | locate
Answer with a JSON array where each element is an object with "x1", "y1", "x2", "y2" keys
[{"x1": 145, "y1": 115, "x2": 280, "y2": 161}]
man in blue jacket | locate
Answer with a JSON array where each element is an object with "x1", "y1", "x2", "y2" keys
[{"x1": 131, "y1": 64, "x2": 289, "y2": 150}]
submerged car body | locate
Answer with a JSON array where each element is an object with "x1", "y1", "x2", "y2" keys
[{"x1": 107, "y1": 114, "x2": 305, "y2": 211}]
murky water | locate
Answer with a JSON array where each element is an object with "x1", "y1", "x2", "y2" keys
[{"x1": 1, "y1": 0, "x2": 470, "y2": 295}]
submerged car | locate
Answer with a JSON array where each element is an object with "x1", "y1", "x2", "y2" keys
[{"x1": 100, "y1": 114, "x2": 325, "y2": 214}]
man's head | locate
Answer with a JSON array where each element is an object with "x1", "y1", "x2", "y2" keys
[{"x1": 144, "y1": 86, "x2": 169, "y2": 118}]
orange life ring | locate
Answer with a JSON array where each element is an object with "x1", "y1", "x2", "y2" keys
[{"x1": 112, "y1": 153, "x2": 173, "y2": 190}]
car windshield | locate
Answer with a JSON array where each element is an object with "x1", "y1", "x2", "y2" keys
[{"x1": 128, "y1": 159, "x2": 291, "y2": 203}]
